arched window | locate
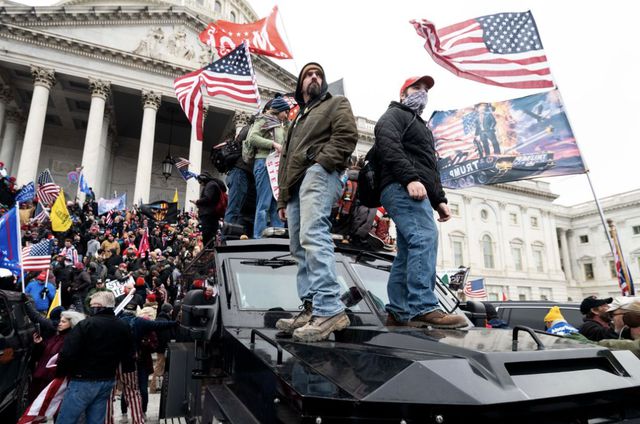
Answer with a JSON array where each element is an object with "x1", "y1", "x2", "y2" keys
[
  {"x1": 230, "y1": 11, "x2": 236, "y2": 22},
  {"x1": 482, "y1": 235, "x2": 494, "y2": 269},
  {"x1": 215, "y1": 1, "x2": 222, "y2": 15}
]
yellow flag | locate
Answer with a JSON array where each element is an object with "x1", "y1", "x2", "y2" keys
[
  {"x1": 50, "y1": 189, "x2": 72, "y2": 232},
  {"x1": 172, "y1": 188, "x2": 179, "y2": 203},
  {"x1": 47, "y1": 286, "x2": 61, "y2": 318}
]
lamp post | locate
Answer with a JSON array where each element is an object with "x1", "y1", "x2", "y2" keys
[{"x1": 161, "y1": 108, "x2": 176, "y2": 180}]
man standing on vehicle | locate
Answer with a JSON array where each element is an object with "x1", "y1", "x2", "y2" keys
[
  {"x1": 276, "y1": 63, "x2": 358, "y2": 342},
  {"x1": 375, "y1": 76, "x2": 466, "y2": 328},
  {"x1": 578, "y1": 295, "x2": 618, "y2": 341}
]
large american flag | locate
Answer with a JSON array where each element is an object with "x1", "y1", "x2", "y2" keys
[
  {"x1": 36, "y1": 169, "x2": 60, "y2": 206},
  {"x1": 411, "y1": 11, "x2": 554, "y2": 89},
  {"x1": 22, "y1": 238, "x2": 52, "y2": 271},
  {"x1": 431, "y1": 111, "x2": 478, "y2": 160},
  {"x1": 463, "y1": 278, "x2": 487, "y2": 299},
  {"x1": 174, "y1": 42, "x2": 259, "y2": 142},
  {"x1": 174, "y1": 69, "x2": 204, "y2": 142},
  {"x1": 174, "y1": 157, "x2": 198, "y2": 181},
  {"x1": 201, "y1": 42, "x2": 260, "y2": 104}
]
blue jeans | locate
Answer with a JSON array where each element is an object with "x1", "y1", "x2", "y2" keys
[
  {"x1": 56, "y1": 379, "x2": 115, "y2": 424},
  {"x1": 287, "y1": 163, "x2": 344, "y2": 316},
  {"x1": 224, "y1": 167, "x2": 249, "y2": 225},
  {"x1": 253, "y1": 158, "x2": 283, "y2": 238},
  {"x1": 380, "y1": 183, "x2": 440, "y2": 321}
]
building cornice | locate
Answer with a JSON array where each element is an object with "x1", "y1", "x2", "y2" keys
[
  {"x1": 0, "y1": 7, "x2": 296, "y2": 92},
  {"x1": 569, "y1": 198, "x2": 640, "y2": 219},
  {"x1": 490, "y1": 183, "x2": 559, "y2": 201}
]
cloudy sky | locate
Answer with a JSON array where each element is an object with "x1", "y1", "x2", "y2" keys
[{"x1": 15, "y1": 0, "x2": 638, "y2": 206}]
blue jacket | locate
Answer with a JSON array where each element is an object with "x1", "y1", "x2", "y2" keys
[
  {"x1": 25, "y1": 281, "x2": 56, "y2": 312},
  {"x1": 547, "y1": 320, "x2": 579, "y2": 336}
]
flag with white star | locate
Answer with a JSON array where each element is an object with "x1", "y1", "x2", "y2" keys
[
  {"x1": 411, "y1": 11, "x2": 554, "y2": 89},
  {"x1": 201, "y1": 42, "x2": 260, "y2": 104}
]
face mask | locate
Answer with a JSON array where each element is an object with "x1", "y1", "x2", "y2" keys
[
  {"x1": 402, "y1": 90, "x2": 428, "y2": 115},
  {"x1": 90, "y1": 306, "x2": 109, "y2": 316}
]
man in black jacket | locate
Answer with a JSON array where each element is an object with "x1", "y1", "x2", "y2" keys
[
  {"x1": 578, "y1": 296, "x2": 618, "y2": 341},
  {"x1": 190, "y1": 171, "x2": 226, "y2": 247},
  {"x1": 375, "y1": 75, "x2": 465, "y2": 329},
  {"x1": 56, "y1": 291, "x2": 135, "y2": 424}
]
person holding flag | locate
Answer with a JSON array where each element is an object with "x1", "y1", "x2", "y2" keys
[{"x1": 24, "y1": 271, "x2": 56, "y2": 315}]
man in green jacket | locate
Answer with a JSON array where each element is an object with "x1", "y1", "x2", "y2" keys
[{"x1": 276, "y1": 62, "x2": 358, "y2": 342}]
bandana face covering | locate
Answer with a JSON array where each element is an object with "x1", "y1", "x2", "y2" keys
[{"x1": 402, "y1": 90, "x2": 428, "y2": 115}]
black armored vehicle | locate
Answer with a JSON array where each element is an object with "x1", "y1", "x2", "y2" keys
[{"x1": 162, "y1": 239, "x2": 640, "y2": 423}]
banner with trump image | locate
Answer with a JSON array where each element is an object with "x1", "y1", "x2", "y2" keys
[{"x1": 428, "y1": 89, "x2": 585, "y2": 189}]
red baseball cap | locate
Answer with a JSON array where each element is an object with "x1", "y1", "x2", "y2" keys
[{"x1": 399, "y1": 75, "x2": 435, "y2": 97}]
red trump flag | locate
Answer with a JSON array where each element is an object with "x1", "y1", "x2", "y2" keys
[{"x1": 199, "y1": 6, "x2": 292, "y2": 59}]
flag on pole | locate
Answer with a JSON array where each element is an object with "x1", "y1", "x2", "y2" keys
[
  {"x1": 15, "y1": 181, "x2": 35, "y2": 203},
  {"x1": 198, "y1": 6, "x2": 293, "y2": 59},
  {"x1": 105, "y1": 210, "x2": 115, "y2": 226},
  {"x1": 47, "y1": 286, "x2": 61, "y2": 318},
  {"x1": 200, "y1": 42, "x2": 261, "y2": 105},
  {"x1": 172, "y1": 188, "x2": 179, "y2": 203},
  {"x1": 50, "y1": 189, "x2": 72, "y2": 232},
  {"x1": 174, "y1": 157, "x2": 198, "y2": 181},
  {"x1": 78, "y1": 172, "x2": 92, "y2": 196},
  {"x1": 22, "y1": 239, "x2": 52, "y2": 271},
  {"x1": 411, "y1": 11, "x2": 554, "y2": 89},
  {"x1": 0, "y1": 205, "x2": 22, "y2": 275},
  {"x1": 174, "y1": 69, "x2": 204, "y2": 142},
  {"x1": 463, "y1": 278, "x2": 487, "y2": 298},
  {"x1": 36, "y1": 169, "x2": 60, "y2": 206},
  {"x1": 97, "y1": 194, "x2": 127, "y2": 216},
  {"x1": 502, "y1": 291, "x2": 508, "y2": 301},
  {"x1": 32, "y1": 202, "x2": 50, "y2": 223},
  {"x1": 137, "y1": 229, "x2": 150, "y2": 259}
]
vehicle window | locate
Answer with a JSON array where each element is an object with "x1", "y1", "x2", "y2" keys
[
  {"x1": 0, "y1": 299, "x2": 12, "y2": 336},
  {"x1": 230, "y1": 259, "x2": 361, "y2": 312},
  {"x1": 504, "y1": 308, "x2": 548, "y2": 331}
]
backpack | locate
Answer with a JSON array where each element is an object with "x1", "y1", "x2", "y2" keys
[
  {"x1": 213, "y1": 122, "x2": 253, "y2": 174},
  {"x1": 357, "y1": 115, "x2": 417, "y2": 208},
  {"x1": 241, "y1": 128, "x2": 257, "y2": 163},
  {"x1": 213, "y1": 189, "x2": 228, "y2": 218}
]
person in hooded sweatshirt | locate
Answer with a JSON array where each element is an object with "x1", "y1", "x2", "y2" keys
[
  {"x1": 375, "y1": 76, "x2": 466, "y2": 329},
  {"x1": 275, "y1": 62, "x2": 358, "y2": 343},
  {"x1": 190, "y1": 171, "x2": 227, "y2": 247}
]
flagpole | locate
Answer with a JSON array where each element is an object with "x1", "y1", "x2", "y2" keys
[
  {"x1": 608, "y1": 219, "x2": 634, "y2": 295},
  {"x1": 16, "y1": 201, "x2": 25, "y2": 292}
]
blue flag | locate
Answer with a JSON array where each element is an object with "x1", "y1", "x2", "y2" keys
[
  {"x1": 15, "y1": 181, "x2": 35, "y2": 203},
  {"x1": 98, "y1": 193, "x2": 127, "y2": 215},
  {"x1": 79, "y1": 173, "x2": 92, "y2": 196},
  {"x1": 0, "y1": 206, "x2": 22, "y2": 275}
]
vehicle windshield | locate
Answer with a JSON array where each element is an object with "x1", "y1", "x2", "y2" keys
[{"x1": 229, "y1": 259, "x2": 363, "y2": 312}]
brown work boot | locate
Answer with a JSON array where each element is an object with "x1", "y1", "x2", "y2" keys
[
  {"x1": 385, "y1": 314, "x2": 408, "y2": 327},
  {"x1": 408, "y1": 310, "x2": 467, "y2": 329},
  {"x1": 292, "y1": 311, "x2": 350, "y2": 342},
  {"x1": 276, "y1": 301, "x2": 312, "y2": 334}
]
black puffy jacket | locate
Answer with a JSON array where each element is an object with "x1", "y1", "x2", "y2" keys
[{"x1": 375, "y1": 102, "x2": 446, "y2": 210}]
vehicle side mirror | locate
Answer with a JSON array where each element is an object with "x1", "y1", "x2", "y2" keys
[{"x1": 341, "y1": 287, "x2": 363, "y2": 308}]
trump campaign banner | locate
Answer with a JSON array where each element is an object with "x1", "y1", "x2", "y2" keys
[
  {"x1": 429, "y1": 89, "x2": 585, "y2": 189},
  {"x1": 98, "y1": 193, "x2": 126, "y2": 215}
]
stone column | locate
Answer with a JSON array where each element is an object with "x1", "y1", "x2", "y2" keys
[
  {"x1": 0, "y1": 85, "x2": 13, "y2": 141},
  {"x1": 103, "y1": 130, "x2": 116, "y2": 198},
  {"x1": 234, "y1": 111, "x2": 250, "y2": 135},
  {"x1": 94, "y1": 107, "x2": 112, "y2": 199},
  {"x1": 133, "y1": 90, "x2": 161, "y2": 205},
  {"x1": 0, "y1": 110, "x2": 21, "y2": 174},
  {"x1": 16, "y1": 66, "x2": 55, "y2": 185},
  {"x1": 79, "y1": 78, "x2": 110, "y2": 201},
  {"x1": 185, "y1": 106, "x2": 210, "y2": 208},
  {"x1": 559, "y1": 228, "x2": 573, "y2": 282}
]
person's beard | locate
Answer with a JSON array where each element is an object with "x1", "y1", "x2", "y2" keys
[{"x1": 306, "y1": 81, "x2": 321, "y2": 100}]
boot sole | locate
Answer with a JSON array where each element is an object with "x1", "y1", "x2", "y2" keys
[
  {"x1": 293, "y1": 315, "x2": 350, "y2": 342},
  {"x1": 275, "y1": 318, "x2": 310, "y2": 333},
  {"x1": 407, "y1": 320, "x2": 467, "y2": 329}
]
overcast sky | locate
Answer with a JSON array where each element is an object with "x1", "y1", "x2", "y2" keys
[{"x1": 16, "y1": 0, "x2": 638, "y2": 206}]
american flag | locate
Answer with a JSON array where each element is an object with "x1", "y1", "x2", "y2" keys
[
  {"x1": 411, "y1": 11, "x2": 554, "y2": 89},
  {"x1": 105, "y1": 210, "x2": 114, "y2": 226},
  {"x1": 32, "y1": 202, "x2": 49, "y2": 224},
  {"x1": 36, "y1": 169, "x2": 60, "y2": 206},
  {"x1": 137, "y1": 229, "x2": 150, "y2": 258},
  {"x1": 431, "y1": 111, "x2": 478, "y2": 160},
  {"x1": 174, "y1": 69, "x2": 204, "y2": 142},
  {"x1": 18, "y1": 377, "x2": 68, "y2": 424},
  {"x1": 174, "y1": 157, "x2": 198, "y2": 181},
  {"x1": 463, "y1": 278, "x2": 487, "y2": 299},
  {"x1": 200, "y1": 43, "x2": 260, "y2": 105},
  {"x1": 22, "y1": 238, "x2": 52, "y2": 271}
]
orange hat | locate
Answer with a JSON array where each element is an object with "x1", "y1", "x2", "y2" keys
[
  {"x1": 36, "y1": 271, "x2": 47, "y2": 281},
  {"x1": 135, "y1": 277, "x2": 146, "y2": 287}
]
